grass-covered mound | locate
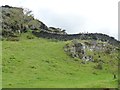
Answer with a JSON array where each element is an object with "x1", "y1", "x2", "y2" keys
[
  {"x1": 1, "y1": 5, "x2": 119, "y2": 88},
  {"x1": 2, "y1": 33, "x2": 118, "y2": 88}
]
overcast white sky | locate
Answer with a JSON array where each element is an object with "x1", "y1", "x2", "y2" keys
[{"x1": 0, "y1": 0, "x2": 119, "y2": 39}]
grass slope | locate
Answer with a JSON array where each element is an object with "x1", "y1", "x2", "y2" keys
[{"x1": 2, "y1": 35, "x2": 118, "y2": 88}]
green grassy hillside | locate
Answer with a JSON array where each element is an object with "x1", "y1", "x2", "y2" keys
[{"x1": 2, "y1": 34, "x2": 118, "y2": 88}]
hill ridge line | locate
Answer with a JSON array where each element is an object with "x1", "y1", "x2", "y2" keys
[{"x1": 32, "y1": 30, "x2": 120, "y2": 47}]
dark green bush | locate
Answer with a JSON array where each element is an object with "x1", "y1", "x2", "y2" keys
[
  {"x1": 104, "y1": 49, "x2": 111, "y2": 54},
  {"x1": 26, "y1": 35, "x2": 34, "y2": 39},
  {"x1": 94, "y1": 62, "x2": 103, "y2": 70}
]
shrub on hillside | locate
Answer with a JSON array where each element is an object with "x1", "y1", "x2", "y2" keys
[
  {"x1": 6, "y1": 37, "x2": 19, "y2": 41},
  {"x1": 104, "y1": 49, "x2": 111, "y2": 54},
  {"x1": 50, "y1": 39, "x2": 59, "y2": 42},
  {"x1": 26, "y1": 34, "x2": 34, "y2": 39},
  {"x1": 94, "y1": 62, "x2": 103, "y2": 70}
]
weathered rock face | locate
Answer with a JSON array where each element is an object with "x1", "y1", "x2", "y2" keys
[
  {"x1": 2, "y1": 5, "x2": 25, "y2": 37},
  {"x1": 2, "y1": 5, "x2": 68, "y2": 38},
  {"x1": 64, "y1": 40, "x2": 117, "y2": 62},
  {"x1": 1, "y1": 5, "x2": 48, "y2": 38},
  {"x1": 64, "y1": 40, "x2": 85, "y2": 60}
]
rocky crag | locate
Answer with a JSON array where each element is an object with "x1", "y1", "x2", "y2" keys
[
  {"x1": 1, "y1": 5, "x2": 120, "y2": 47},
  {"x1": 64, "y1": 39, "x2": 119, "y2": 63}
]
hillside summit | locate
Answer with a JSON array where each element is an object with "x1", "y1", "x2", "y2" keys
[
  {"x1": 1, "y1": 5, "x2": 120, "y2": 88},
  {"x1": 1, "y1": 5, "x2": 120, "y2": 46}
]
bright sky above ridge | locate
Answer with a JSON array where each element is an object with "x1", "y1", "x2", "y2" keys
[{"x1": 0, "y1": 0, "x2": 119, "y2": 39}]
